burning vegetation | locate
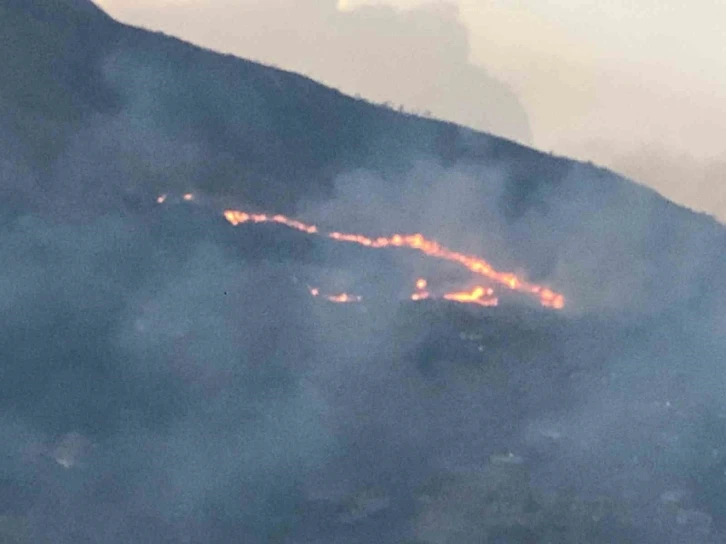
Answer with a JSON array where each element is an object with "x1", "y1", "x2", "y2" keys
[{"x1": 161, "y1": 194, "x2": 565, "y2": 310}]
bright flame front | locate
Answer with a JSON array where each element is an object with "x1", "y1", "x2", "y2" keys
[
  {"x1": 222, "y1": 207, "x2": 564, "y2": 309},
  {"x1": 162, "y1": 195, "x2": 565, "y2": 310}
]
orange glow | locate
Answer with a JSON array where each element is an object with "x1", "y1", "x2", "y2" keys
[
  {"x1": 222, "y1": 207, "x2": 565, "y2": 309},
  {"x1": 411, "y1": 277, "x2": 431, "y2": 301},
  {"x1": 308, "y1": 286, "x2": 362, "y2": 304},
  {"x1": 224, "y1": 210, "x2": 318, "y2": 234},
  {"x1": 324, "y1": 230, "x2": 562, "y2": 307},
  {"x1": 444, "y1": 286, "x2": 498, "y2": 307},
  {"x1": 160, "y1": 195, "x2": 565, "y2": 310},
  {"x1": 326, "y1": 293, "x2": 363, "y2": 303}
]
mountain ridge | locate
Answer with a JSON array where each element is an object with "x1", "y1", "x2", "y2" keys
[
  {"x1": 2, "y1": 3, "x2": 726, "y2": 542},
  {"x1": 2, "y1": 0, "x2": 108, "y2": 19},
  {"x1": 0, "y1": 0, "x2": 712, "y2": 216},
  {"x1": 0, "y1": 0, "x2": 724, "y2": 317}
]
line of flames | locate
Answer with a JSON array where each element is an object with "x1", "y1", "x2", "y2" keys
[
  {"x1": 222, "y1": 209, "x2": 564, "y2": 309},
  {"x1": 308, "y1": 279, "x2": 498, "y2": 307}
]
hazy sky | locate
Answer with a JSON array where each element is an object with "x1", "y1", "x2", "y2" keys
[{"x1": 96, "y1": 0, "x2": 725, "y2": 220}]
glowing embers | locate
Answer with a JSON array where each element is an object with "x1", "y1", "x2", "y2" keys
[
  {"x1": 223, "y1": 210, "x2": 318, "y2": 234},
  {"x1": 411, "y1": 278, "x2": 430, "y2": 301},
  {"x1": 222, "y1": 208, "x2": 564, "y2": 309},
  {"x1": 309, "y1": 279, "x2": 498, "y2": 308},
  {"x1": 308, "y1": 287, "x2": 363, "y2": 304},
  {"x1": 158, "y1": 194, "x2": 565, "y2": 310},
  {"x1": 155, "y1": 192, "x2": 195, "y2": 205},
  {"x1": 410, "y1": 279, "x2": 498, "y2": 307},
  {"x1": 443, "y1": 286, "x2": 498, "y2": 307}
]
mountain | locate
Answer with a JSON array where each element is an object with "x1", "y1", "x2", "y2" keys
[
  {"x1": 2, "y1": 0, "x2": 724, "y2": 317},
  {"x1": 1, "y1": 2, "x2": 726, "y2": 543}
]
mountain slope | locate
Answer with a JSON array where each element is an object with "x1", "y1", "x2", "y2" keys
[
  {"x1": 0, "y1": 0, "x2": 629, "y2": 208},
  {"x1": 2, "y1": 3, "x2": 726, "y2": 542},
  {"x1": 0, "y1": 0, "x2": 724, "y2": 317}
]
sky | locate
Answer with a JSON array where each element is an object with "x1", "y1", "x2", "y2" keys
[{"x1": 95, "y1": 0, "x2": 725, "y2": 221}]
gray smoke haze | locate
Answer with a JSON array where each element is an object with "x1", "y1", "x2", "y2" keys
[
  {"x1": 2, "y1": 9, "x2": 726, "y2": 543},
  {"x1": 587, "y1": 143, "x2": 726, "y2": 224},
  {"x1": 0, "y1": 211, "x2": 336, "y2": 541},
  {"x1": 296, "y1": 156, "x2": 726, "y2": 541},
  {"x1": 302, "y1": 155, "x2": 725, "y2": 316},
  {"x1": 3, "y1": 153, "x2": 724, "y2": 542}
]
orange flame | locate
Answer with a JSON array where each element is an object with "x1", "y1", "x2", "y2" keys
[
  {"x1": 222, "y1": 207, "x2": 564, "y2": 309},
  {"x1": 444, "y1": 286, "x2": 498, "y2": 307},
  {"x1": 224, "y1": 210, "x2": 318, "y2": 234},
  {"x1": 326, "y1": 293, "x2": 363, "y2": 303},
  {"x1": 161, "y1": 195, "x2": 564, "y2": 309},
  {"x1": 308, "y1": 286, "x2": 362, "y2": 304},
  {"x1": 411, "y1": 278, "x2": 431, "y2": 301}
]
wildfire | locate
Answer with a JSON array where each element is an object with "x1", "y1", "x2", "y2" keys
[
  {"x1": 308, "y1": 287, "x2": 363, "y2": 304},
  {"x1": 444, "y1": 286, "x2": 498, "y2": 307},
  {"x1": 161, "y1": 195, "x2": 565, "y2": 309},
  {"x1": 411, "y1": 278, "x2": 430, "y2": 302},
  {"x1": 222, "y1": 207, "x2": 564, "y2": 309},
  {"x1": 224, "y1": 210, "x2": 319, "y2": 235}
]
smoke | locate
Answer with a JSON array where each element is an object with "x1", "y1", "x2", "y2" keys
[
  {"x1": 3, "y1": 90, "x2": 726, "y2": 542},
  {"x1": 0, "y1": 209, "x2": 339, "y2": 541},
  {"x1": 1, "y1": 6, "x2": 726, "y2": 543},
  {"x1": 294, "y1": 152, "x2": 726, "y2": 541},
  {"x1": 301, "y1": 153, "x2": 725, "y2": 317},
  {"x1": 583, "y1": 142, "x2": 726, "y2": 224}
]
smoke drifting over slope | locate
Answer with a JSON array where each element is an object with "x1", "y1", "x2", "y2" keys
[
  {"x1": 1, "y1": 3, "x2": 726, "y2": 543},
  {"x1": 3, "y1": 155, "x2": 726, "y2": 543},
  {"x1": 581, "y1": 143, "x2": 726, "y2": 223},
  {"x1": 1, "y1": 195, "x2": 725, "y2": 542}
]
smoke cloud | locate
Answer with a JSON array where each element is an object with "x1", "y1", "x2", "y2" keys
[
  {"x1": 3, "y1": 125, "x2": 726, "y2": 544},
  {"x1": 1, "y1": 5, "x2": 726, "y2": 543}
]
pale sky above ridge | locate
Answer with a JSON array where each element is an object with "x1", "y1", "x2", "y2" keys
[{"x1": 95, "y1": 0, "x2": 726, "y2": 220}]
